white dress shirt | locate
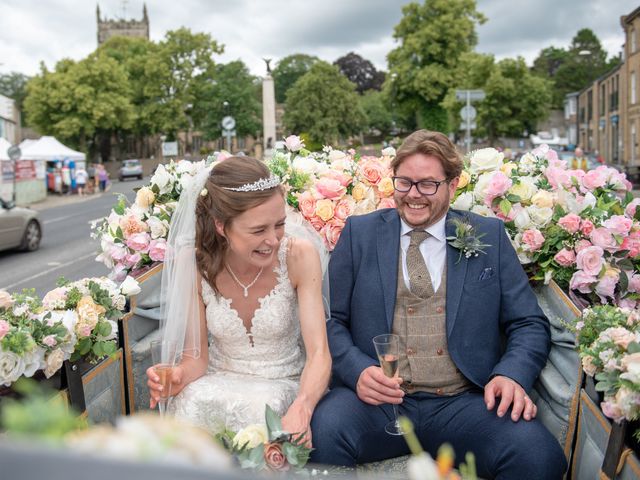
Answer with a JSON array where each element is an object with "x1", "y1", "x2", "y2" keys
[{"x1": 400, "y1": 215, "x2": 447, "y2": 293}]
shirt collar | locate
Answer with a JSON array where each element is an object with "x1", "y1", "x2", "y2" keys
[{"x1": 400, "y1": 213, "x2": 447, "y2": 243}]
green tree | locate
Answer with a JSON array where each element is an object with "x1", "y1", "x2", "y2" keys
[
  {"x1": 334, "y1": 52, "x2": 385, "y2": 93},
  {"x1": 272, "y1": 54, "x2": 319, "y2": 104},
  {"x1": 387, "y1": 0, "x2": 486, "y2": 131},
  {"x1": 201, "y1": 60, "x2": 261, "y2": 140},
  {"x1": 0, "y1": 72, "x2": 30, "y2": 124},
  {"x1": 359, "y1": 90, "x2": 393, "y2": 136},
  {"x1": 283, "y1": 62, "x2": 365, "y2": 145},
  {"x1": 23, "y1": 54, "x2": 135, "y2": 160}
]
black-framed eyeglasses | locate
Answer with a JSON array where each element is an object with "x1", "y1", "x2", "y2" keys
[{"x1": 392, "y1": 176, "x2": 449, "y2": 196}]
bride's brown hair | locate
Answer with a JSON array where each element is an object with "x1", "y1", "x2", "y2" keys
[{"x1": 195, "y1": 156, "x2": 284, "y2": 293}]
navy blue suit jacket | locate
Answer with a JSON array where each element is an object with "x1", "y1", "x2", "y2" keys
[{"x1": 327, "y1": 208, "x2": 551, "y2": 394}]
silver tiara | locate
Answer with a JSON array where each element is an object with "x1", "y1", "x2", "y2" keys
[{"x1": 221, "y1": 174, "x2": 281, "y2": 192}]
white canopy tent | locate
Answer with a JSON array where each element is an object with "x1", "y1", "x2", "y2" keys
[
  {"x1": 20, "y1": 136, "x2": 86, "y2": 162},
  {"x1": 0, "y1": 137, "x2": 11, "y2": 160}
]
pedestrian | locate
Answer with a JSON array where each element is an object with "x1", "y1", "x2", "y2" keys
[
  {"x1": 97, "y1": 164, "x2": 109, "y2": 192},
  {"x1": 75, "y1": 166, "x2": 88, "y2": 196}
]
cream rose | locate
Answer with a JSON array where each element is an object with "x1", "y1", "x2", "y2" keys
[
  {"x1": 315, "y1": 199, "x2": 335, "y2": 222},
  {"x1": 233, "y1": 424, "x2": 268, "y2": 449},
  {"x1": 0, "y1": 349, "x2": 26, "y2": 387},
  {"x1": 531, "y1": 190, "x2": 554, "y2": 209},
  {"x1": 44, "y1": 348, "x2": 66, "y2": 378},
  {"x1": 457, "y1": 170, "x2": 471, "y2": 189},
  {"x1": 0, "y1": 290, "x2": 14, "y2": 310},
  {"x1": 500, "y1": 162, "x2": 517, "y2": 176},
  {"x1": 377, "y1": 177, "x2": 395, "y2": 197},
  {"x1": 508, "y1": 178, "x2": 538, "y2": 202},
  {"x1": 451, "y1": 192, "x2": 474, "y2": 211},
  {"x1": 469, "y1": 148, "x2": 504, "y2": 174},
  {"x1": 351, "y1": 183, "x2": 369, "y2": 202},
  {"x1": 135, "y1": 186, "x2": 156, "y2": 210},
  {"x1": 526, "y1": 205, "x2": 553, "y2": 228}
]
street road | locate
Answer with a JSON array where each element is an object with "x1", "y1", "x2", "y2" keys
[{"x1": 0, "y1": 178, "x2": 146, "y2": 296}]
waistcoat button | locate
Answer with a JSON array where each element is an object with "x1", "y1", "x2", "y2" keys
[{"x1": 436, "y1": 348, "x2": 444, "y2": 355}]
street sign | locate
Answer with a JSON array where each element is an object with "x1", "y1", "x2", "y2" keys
[
  {"x1": 162, "y1": 141, "x2": 178, "y2": 157},
  {"x1": 459, "y1": 105, "x2": 477, "y2": 121},
  {"x1": 222, "y1": 116, "x2": 236, "y2": 131},
  {"x1": 455, "y1": 89, "x2": 486, "y2": 101},
  {"x1": 7, "y1": 145, "x2": 21, "y2": 161},
  {"x1": 460, "y1": 122, "x2": 477, "y2": 130}
]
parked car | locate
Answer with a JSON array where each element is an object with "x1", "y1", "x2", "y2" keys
[
  {"x1": 118, "y1": 159, "x2": 143, "y2": 181},
  {"x1": 0, "y1": 199, "x2": 42, "y2": 252}
]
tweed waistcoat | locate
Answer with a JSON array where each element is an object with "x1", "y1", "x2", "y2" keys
[{"x1": 391, "y1": 249, "x2": 472, "y2": 395}]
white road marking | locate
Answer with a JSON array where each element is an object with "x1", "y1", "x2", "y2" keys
[
  {"x1": 0, "y1": 252, "x2": 97, "y2": 291},
  {"x1": 46, "y1": 262, "x2": 61, "y2": 266},
  {"x1": 43, "y1": 215, "x2": 75, "y2": 225}
]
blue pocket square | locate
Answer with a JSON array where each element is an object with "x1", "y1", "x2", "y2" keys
[{"x1": 478, "y1": 267, "x2": 494, "y2": 281}]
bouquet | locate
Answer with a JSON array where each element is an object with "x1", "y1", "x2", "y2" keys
[{"x1": 219, "y1": 404, "x2": 311, "y2": 472}]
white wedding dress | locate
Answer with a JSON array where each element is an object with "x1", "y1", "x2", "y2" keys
[{"x1": 168, "y1": 237, "x2": 305, "y2": 434}]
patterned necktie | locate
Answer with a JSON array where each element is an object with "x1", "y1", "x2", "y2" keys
[{"x1": 407, "y1": 230, "x2": 434, "y2": 298}]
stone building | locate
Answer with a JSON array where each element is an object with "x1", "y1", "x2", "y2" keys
[
  {"x1": 621, "y1": 6, "x2": 640, "y2": 166},
  {"x1": 97, "y1": 3, "x2": 149, "y2": 46}
]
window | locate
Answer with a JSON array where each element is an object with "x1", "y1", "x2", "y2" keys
[
  {"x1": 600, "y1": 84, "x2": 606, "y2": 114},
  {"x1": 632, "y1": 71, "x2": 637, "y2": 104},
  {"x1": 632, "y1": 28, "x2": 637, "y2": 53}
]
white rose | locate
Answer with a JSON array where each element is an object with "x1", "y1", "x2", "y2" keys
[
  {"x1": 328, "y1": 149, "x2": 348, "y2": 163},
  {"x1": 120, "y1": 276, "x2": 142, "y2": 296},
  {"x1": 451, "y1": 192, "x2": 474, "y2": 211},
  {"x1": 147, "y1": 216, "x2": 169, "y2": 240},
  {"x1": 353, "y1": 199, "x2": 377, "y2": 215},
  {"x1": 519, "y1": 153, "x2": 538, "y2": 174},
  {"x1": 470, "y1": 204, "x2": 495, "y2": 217},
  {"x1": 469, "y1": 148, "x2": 504, "y2": 174},
  {"x1": 407, "y1": 452, "x2": 440, "y2": 480},
  {"x1": 150, "y1": 164, "x2": 173, "y2": 195},
  {"x1": 381, "y1": 146, "x2": 396, "y2": 157},
  {"x1": 107, "y1": 211, "x2": 123, "y2": 232},
  {"x1": 513, "y1": 208, "x2": 532, "y2": 230},
  {"x1": 0, "y1": 349, "x2": 26, "y2": 386},
  {"x1": 233, "y1": 424, "x2": 268, "y2": 449},
  {"x1": 526, "y1": 205, "x2": 553, "y2": 228},
  {"x1": 176, "y1": 160, "x2": 196, "y2": 175},
  {"x1": 472, "y1": 172, "x2": 493, "y2": 201},
  {"x1": 292, "y1": 155, "x2": 321, "y2": 175},
  {"x1": 284, "y1": 135, "x2": 304, "y2": 152},
  {"x1": 579, "y1": 192, "x2": 597, "y2": 212}
]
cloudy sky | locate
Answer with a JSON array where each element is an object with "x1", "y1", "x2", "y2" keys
[{"x1": 0, "y1": 0, "x2": 638, "y2": 77}]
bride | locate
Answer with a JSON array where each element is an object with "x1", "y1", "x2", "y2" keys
[{"x1": 146, "y1": 156, "x2": 331, "y2": 445}]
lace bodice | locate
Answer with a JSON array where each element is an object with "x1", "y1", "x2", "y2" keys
[{"x1": 200, "y1": 237, "x2": 305, "y2": 379}]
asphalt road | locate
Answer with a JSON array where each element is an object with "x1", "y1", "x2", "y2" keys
[{"x1": 0, "y1": 178, "x2": 146, "y2": 296}]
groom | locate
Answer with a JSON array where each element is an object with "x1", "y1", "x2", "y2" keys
[{"x1": 310, "y1": 130, "x2": 566, "y2": 479}]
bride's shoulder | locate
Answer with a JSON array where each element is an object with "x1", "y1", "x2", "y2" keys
[{"x1": 285, "y1": 236, "x2": 321, "y2": 277}]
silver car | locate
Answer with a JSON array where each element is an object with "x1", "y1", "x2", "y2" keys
[
  {"x1": 119, "y1": 159, "x2": 144, "y2": 181},
  {"x1": 0, "y1": 199, "x2": 42, "y2": 252}
]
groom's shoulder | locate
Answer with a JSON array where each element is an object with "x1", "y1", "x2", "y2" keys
[
  {"x1": 449, "y1": 208, "x2": 502, "y2": 231},
  {"x1": 348, "y1": 208, "x2": 397, "y2": 229}
]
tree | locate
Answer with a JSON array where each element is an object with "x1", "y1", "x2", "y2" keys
[
  {"x1": 359, "y1": 90, "x2": 393, "y2": 136},
  {"x1": 0, "y1": 72, "x2": 30, "y2": 124},
  {"x1": 272, "y1": 54, "x2": 319, "y2": 104},
  {"x1": 201, "y1": 60, "x2": 261, "y2": 141},
  {"x1": 283, "y1": 62, "x2": 366, "y2": 145},
  {"x1": 334, "y1": 52, "x2": 385, "y2": 93},
  {"x1": 23, "y1": 54, "x2": 135, "y2": 160},
  {"x1": 386, "y1": 0, "x2": 486, "y2": 131}
]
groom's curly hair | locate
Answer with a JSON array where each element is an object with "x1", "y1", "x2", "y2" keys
[
  {"x1": 195, "y1": 156, "x2": 284, "y2": 294},
  {"x1": 391, "y1": 129, "x2": 463, "y2": 180}
]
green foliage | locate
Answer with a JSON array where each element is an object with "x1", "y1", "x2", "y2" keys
[
  {"x1": 201, "y1": 60, "x2": 261, "y2": 140},
  {"x1": 387, "y1": 0, "x2": 486, "y2": 130},
  {"x1": 0, "y1": 72, "x2": 30, "y2": 125},
  {"x1": 283, "y1": 62, "x2": 366, "y2": 145},
  {"x1": 272, "y1": 54, "x2": 320, "y2": 103},
  {"x1": 359, "y1": 90, "x2": 393, "y2": 135},
  {"x1": 334, "y1": 52, "x2": 385, "y2": 93}
]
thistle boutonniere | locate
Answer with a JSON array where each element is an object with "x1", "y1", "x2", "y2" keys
[{"x1": 446, "y1": 216, "x2": 490, "y2": 263}]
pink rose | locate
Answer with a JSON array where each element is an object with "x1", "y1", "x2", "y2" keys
[
  {"x1": 148, "y1": 239, "x2": 167, "y2": 262},
  {"x1": 601, "y1": 400, "x2": 625, "y2": 422},
  {"x1": 307, "y1": 215, "x2": 325, "y2": 233},
  {"x1": 284, "y1": 134, "x2": 304, "y2": 152},
  {"x1": 112, "y1": 264, "x2": 128, "y2": 282},
  {"x1": 322, "y1": 219, "x2": 345, "y2": 251},
  {"x1": 483, "y1": 172, "x2": 512, "y2": 207},
  {"x1": 554, "y1": 248, "x2": 576, "y2": 267},
  {"x1": 42, "y1": 334, "x2": 57, "y2": 347},
  {"x1": 124, "y1": 252, "x2": 142, "y2": 268},
  {"x1": 575, "y1": 246, "x2": 605, "y2": 276},
  {"x1": 622, "y1": 233, "x2": 640, "y2": 258},
  {"x1": 619, "y1": 298, "x2": 638, "y2": 310},
  {"x1": 608, "y1": 327, "x2": 636, "y2": 349},
  {"x1": 596, "y1": 275, "x2": 618, "y2": 303},
  {"x1": 334, "y1": 198, "x2": 354, "y2": 221},
  {"x1": 0, "y1": 319, "x2": 10, "y2": 340},
  {"x1": 377, "y1": 197, "x2": 396, "y2": 210},
  {"x1": 574, "y1": 239, "x2": 593, "y2": 252},
  {"x1": 322, "y1": 169, "x2": 352, "y2": 188},
  {"x1": 545, "y1": 166, "x2": 570, "y2": 189},
  {"x1": 315, "y1": 177, "x2": 346, "y2": 200},
  {"x1": 521, "y1": 229, "x2": 545, "y2": 252},
  {"x1": 264, "y1": 442, "x2": 289, "y2": 472},
  {"x1": 126, "y1": 232, "x2": 151, "y2": 253},
  {"x1": 582, "y1": 169, "x2": 607, "y2": 190},
  {"x1": 626, "y1": 199, "x2": 640, "y2": 218},
  {"x1": 603, "y1": 215, "x2": 633, "y2": 236},
  {"x1": 119, "y1": 213, "x2": 148, "y2": 238},
  {"x1": 569, "y1": 271, "x2": 597, "y2": 294},
  {"x1": 109, "y1": 245, "x2": 128, "y2": 262},
  {"x1": 297, "y1": 191, "x2": 317, "y2": 219},
  {"x1": 359, "y1": 159, "x2": 386, "y2": 186},
  {"x1": 558, "y1": 213, "x2": 581, "y2": 234},
  {"x1": 590, "y1": 228, "x2": 618, "y2": 252},
  {"x1": 580, "y1": 219, "x2": 594, "y2": 236},
  {"x1": 628, "y1": 273, "x2": 640, "y2": 293}
]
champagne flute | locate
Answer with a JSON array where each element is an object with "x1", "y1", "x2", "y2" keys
[
  {"x1": 150, "y1": 339, "x2": 178, "y2": 418},
  {"x1": 373, "y1": 333, "x2": 403, "y2": 435}
]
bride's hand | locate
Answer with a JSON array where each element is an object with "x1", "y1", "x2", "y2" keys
[
  {"x1": 146, "y1": 364, "x2": 185, "y2": 409},
  {"x1": 281, "y1": 400, "x2": 313, "y2": 448}
]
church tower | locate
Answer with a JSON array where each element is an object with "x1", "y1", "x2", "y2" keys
[{"x1": 97, "y1": 3, "x2": 150, "y2": 45}]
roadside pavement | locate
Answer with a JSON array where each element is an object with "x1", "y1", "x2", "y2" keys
[{"x1": 27, "y1": 192, "x2": 105, "y2": 211}]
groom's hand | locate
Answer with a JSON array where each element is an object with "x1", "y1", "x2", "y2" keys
[
  {"x1": 356, "y1": 366, "x2": 404, "y2": 406},
  {"x1": 484, "y1": 375, "x2": 537, "y2": 422}
]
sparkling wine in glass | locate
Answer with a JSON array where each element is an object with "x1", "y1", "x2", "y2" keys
[
  {"x1": 373, "y1": 333, "x2": 403, "y2": 435},
  {"x1": 150, "y1": 340, "x2": 178, "y2": 418}
]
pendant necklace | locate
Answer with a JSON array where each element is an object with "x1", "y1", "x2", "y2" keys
[{"x1": 226, "y1": 263, "x2": 263, "y2": 298}]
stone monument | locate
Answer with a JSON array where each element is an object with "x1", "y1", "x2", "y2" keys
[{"x1": 262, "y1": 59, "x2": 277, "y2": 156}]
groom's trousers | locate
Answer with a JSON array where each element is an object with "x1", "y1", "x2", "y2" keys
[{"x1": 310, "y1": 387, "x2": 566, "y2": 480}]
